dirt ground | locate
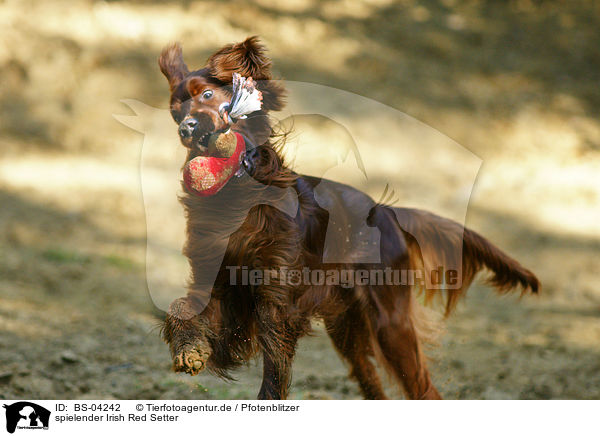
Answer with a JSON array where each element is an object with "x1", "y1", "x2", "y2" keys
[{"x1": 1, "y1": 0, "x2": 599, "y2": 399}]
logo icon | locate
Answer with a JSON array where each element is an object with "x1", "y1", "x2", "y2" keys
[{"x1": 2, "y1": 402, "x2": 50, "y2": 434}]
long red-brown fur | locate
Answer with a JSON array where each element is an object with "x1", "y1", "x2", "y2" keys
[{"x1": 158, "y1": 36, "x2": 540, "y2": 400}]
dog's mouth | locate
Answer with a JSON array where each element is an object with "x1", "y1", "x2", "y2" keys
[
  {"x1": 194, "y1": 131, "x2": 211, "y2": 154},
  {"x1": 185, "y1": 128, "x2": 238, "y2": 161},
  {"x1": 181, "y1": 130, "x2": 213, "y2": 156}
]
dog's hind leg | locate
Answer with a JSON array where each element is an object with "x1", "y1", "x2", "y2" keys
[
  {"x1": 371, "y1": 288, "x2": 441, "y2": 400},
  {"x1": 324, "y1": 304, "x2": 388, "y2": 400}
]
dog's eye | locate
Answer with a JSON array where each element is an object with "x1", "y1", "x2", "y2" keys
[{"x1": 202, "y1": 90, "x2": 213, "y2": 100}]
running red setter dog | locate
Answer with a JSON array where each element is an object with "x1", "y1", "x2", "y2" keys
[{"x1": 159, "y1": 36, "x2": 539, "y2": 399}]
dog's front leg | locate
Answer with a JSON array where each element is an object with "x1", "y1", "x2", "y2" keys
[
  {"x1": 258, "y1": 351, "x2": 293, "y2": 400},
  {"x1": 255, "y1": 304, "x2": 306, "y2": 400},
  {"x1": 162, "y1": 296, "x2": 215, "y2": 375}
]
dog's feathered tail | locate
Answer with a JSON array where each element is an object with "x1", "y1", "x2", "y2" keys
[{"x1": 392, "y1": 207, "x2": 540, "y2": 316}]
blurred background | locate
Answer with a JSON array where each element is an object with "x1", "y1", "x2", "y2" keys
[{"x1": 1, "y1": 0, "x2": 599, "y2": 399}]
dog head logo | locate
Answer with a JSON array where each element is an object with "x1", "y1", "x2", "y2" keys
[{"x1": 3, "y1": 402, "x2": 50, "y2": 434}]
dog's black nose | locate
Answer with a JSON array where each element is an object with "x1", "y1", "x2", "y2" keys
[{"x1": 179, "y1": 118, "x2": 198, "y2": 138}]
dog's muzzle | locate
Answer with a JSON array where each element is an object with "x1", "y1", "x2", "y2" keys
[
  {"x1": 178, "y1": 113, "x2": 216, "y2": 146},
  {"x1": 178, "y1": 117, "x2": 198, "y2": 139}
]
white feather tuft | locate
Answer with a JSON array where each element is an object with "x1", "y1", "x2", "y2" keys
[{"x1": 225, "y1": 73, "x2": 263, "y2": 121}]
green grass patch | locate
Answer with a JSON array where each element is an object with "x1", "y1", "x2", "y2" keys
[
  {"x1": 102, "y1": 254, "x2": 138, "y2": 270},
  {"x1": 196, "y1": 383, "x2": 209, "y2": 393},
  {"x1": 42, "y1": 247, "x2": 90, "y2": 264}
]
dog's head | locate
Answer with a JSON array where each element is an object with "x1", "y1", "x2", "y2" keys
[{"x1": 158, "y1": 36, "x2": 284, "y2": 154}]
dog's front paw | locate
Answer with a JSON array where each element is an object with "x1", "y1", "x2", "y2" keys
[{"x1": 172, "y1": 340, "x2": 212, "y2": 376}]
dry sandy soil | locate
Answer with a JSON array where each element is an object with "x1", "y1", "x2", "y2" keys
[{"x1": 1, "y1": 0, "x2": 599, "y2": 399}]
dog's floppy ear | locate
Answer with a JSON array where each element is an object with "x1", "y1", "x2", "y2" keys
[
  {"x1": 208, "y1": 36, "x2": 285, "y2": 112},
  {"x1": 159, "y1": 43, "x2": 189, "y2": 91},
  {"x1": 207, "y1": 36, "x2": 273, "y2": 82}
]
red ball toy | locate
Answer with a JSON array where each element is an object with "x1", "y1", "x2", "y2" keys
[{"x1": 183, "y1": 131, "x2": 246, "y2": 196}]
